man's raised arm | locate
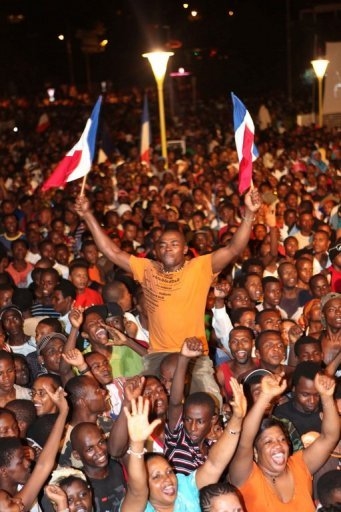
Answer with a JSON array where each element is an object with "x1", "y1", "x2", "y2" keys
[
  {"x1": 75, "y1": 194, "x2": 132, "y2": 272},
  {"x1": 212, "y1": 187, "x2": 261, "y2": 274}
]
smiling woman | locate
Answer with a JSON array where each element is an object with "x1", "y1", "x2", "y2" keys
[{"x1": 229, "y1": 372, "x2": 340, "y2": 512}]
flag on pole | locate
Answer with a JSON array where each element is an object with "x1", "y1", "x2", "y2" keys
[
  {"x1": 41, "y1": 96, "x2": 102, "y2": 191},
  {"x1": 231, "y1": 92, "x2": 258, "y2": 194},
  {"x1": 36, "y1": 113, "x2": 50, "y2": 133},
  {"x1": 140, "y1": 94, "x2": 151, "y2": 164}
]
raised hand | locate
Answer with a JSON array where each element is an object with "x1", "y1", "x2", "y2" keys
[
  {"x1": 214, "y1": 282, "x2": 231, "y2": 298},
  {"x1": 62, "y1": 348, "x2": 85, "y2": 368},
  {"x1": 104, "y1": 323, "x2": 128, "y2": 346},
  {"x1": 75, "y1": 194, "x2": 91, "y2": 217},
  {"x1": 44, "y1": 484, "x2": 68, "y2": 509},
  {"x1": 181, "y1": 337, "x2": 204, "y2": 359},
  {"x1": 260, "y1": 373, "x2": 287, "y2": 400},
  {"x1": 264, "y1": 204, "x2": 277, "y2": 228},
  {"x1": 124, "y1": 376, "x2": 145, "y2": 403},
  {"x1": 69, "y1": 306, "x2": 84, "y2": 330},
  {"x1": 244, "y1": 187, "x2": 262, "y2": 214},
  {"x1": 44, "y1": 386, "x2": 68, "y2": 415},
  {"x1": 229, "y1": 377, "x2": 247, "y2": 420},
  {"x1": 314, "y1": 372, "x2": 335, "y2": 397},
  {"x1": 124, "y1": 396, "x2": 161, "y2": 443}
]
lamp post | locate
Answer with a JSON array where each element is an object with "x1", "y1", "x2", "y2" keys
[
  {"x1": 311, "y1": 58, "x2": 329, "y2": 127},
  {"x1": 143, "y1": 51, "x2": 174, "y2": 163}
]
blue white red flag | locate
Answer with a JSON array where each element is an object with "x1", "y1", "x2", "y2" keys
[
  {"x1": 140, "y1": 94, "x2": 151, "y2": 164},
  {"x1": 42, "y1": 96, "x2": 102, "y2": 191},
  {"x1": 36, "y1": 113, "x2": 50, "y2": 133},
  {"x1": 231, "y1": 92, "x2": 258, "y2": 194}
]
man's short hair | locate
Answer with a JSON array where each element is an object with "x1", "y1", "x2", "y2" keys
[
  {"x1": 294, "y1": 336, "x2": 322, "y2": 357},
  {"x1": 317, "y1": 470, "x2": 341, "y2": 507},
  {"x1": 6, "y1": 399, "x2": 36, "y2": 428},
  {"x1": 255, "y1": 329, "x2": 281, "y2": 351},
  {"x1": 183, "y1": 392, "x2": 215, "y2": 417},
  {"x1": 292, "y1": 361, "x2": 320, "y2": 387},
  {"x1": 0, "y1": 437, "x2": 22, "y2": 468},
  {"x1": 54, "y1": 279, "x2": 77, "y2": 300}
]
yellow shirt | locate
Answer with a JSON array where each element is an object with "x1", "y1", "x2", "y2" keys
[{"x1": 130, "y1": 254, "x2": 216, "y2": 353}]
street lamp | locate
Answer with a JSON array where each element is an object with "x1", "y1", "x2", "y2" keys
[
  {"x1": 143, "y1": 50, "x2": 174, "y2": 163},
  {"x1": 311, "y1": 58, "x2": 329, "y2": 127}
]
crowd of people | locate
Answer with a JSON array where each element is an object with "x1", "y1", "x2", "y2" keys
[{"x1": 0, "y1": 91, "x2": 340, "y2": 512}]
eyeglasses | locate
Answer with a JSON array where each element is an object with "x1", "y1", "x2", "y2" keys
[{"x1": 29, "y1": 389, "x2": 48, "y2": 398}]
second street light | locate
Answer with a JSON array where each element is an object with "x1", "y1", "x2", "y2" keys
[
  {"x1": 143, "y1": 50, "x2": 174, "y2": 164},
  {"x1": 311, "y1": 58, "x2": 329, "y2": 127}
]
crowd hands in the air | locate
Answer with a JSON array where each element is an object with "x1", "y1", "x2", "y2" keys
[{"x1": 0, "y1": 94, "x2": 340, "y2": 511}]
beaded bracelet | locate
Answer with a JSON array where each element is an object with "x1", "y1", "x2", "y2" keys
[{"x1": 127, "y1": 446, "x2": 147, "y2": 458}]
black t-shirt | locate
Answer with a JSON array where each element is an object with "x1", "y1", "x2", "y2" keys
[
  {"x1": 89, "y1": 458, "x2": 126, "y2": 512},
  {"x1": 274, "y1": 399, "x2": 322, "y2": 436}
]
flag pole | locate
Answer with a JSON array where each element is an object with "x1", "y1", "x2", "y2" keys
[{"x1": 80, "y1": 174, "x2": 87, "y2": 196}]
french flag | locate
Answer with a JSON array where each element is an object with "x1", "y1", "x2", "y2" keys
[
  {"x1": 140, "y1": 94, "x2": 151, "y2": 164},
  {"x1": 42, "y1": 96, "x2": 102, "y2": 191},
  {"x1": 231, "y1": 92, "x2": 258, "y2": 194}
]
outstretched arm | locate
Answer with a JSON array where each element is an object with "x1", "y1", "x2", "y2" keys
[
  {"x1": 196, "y1": 378, "x2": 247, "y2": 489},
  {"x1": 108, "y1": 376, "x2": 145, "y2": 458},
  {"x1": 17, "y1": 387, "x2": 69, "y2": 510},
  {"x1": 168, "y1": 338, "x2": 203, "y2": 432},
  {"x1": 75, "y1": 194, "x2": 132, "y2": 272},
  {"x1": 120, "y1": 397, "x2": 161, "y2": 512},
  {"x1": 303, "y1": 372, "x2": 340, "y2": 474},
  {"x1": 229, "y1": 373, "x2": 287, "y2": 487},
  {"x1": 212, "y1": 188, "x2": 261, "y2": 273}
]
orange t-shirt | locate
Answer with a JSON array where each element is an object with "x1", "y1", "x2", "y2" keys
[
  {"x1": 130, "y1": 254, "x2": 216, "y2": 353},
  {"x1": 238, "y1": 451, "x2": 314, "y2": 512}
]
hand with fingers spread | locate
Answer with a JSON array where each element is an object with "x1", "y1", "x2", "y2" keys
[
  {"x1": 103, "y1": 322, "x2": 128, "y2": 346},
  {"x1": 260, "y1": 372, "x2": 287, "y2": 400},
  {"x1": 180, "y1": 337, "x2": 204, "y2": 359},
  {"x1": 124, "y1": 396, "x2": 161, "y2": 444},
  {"x1": 62, "y1": 348, "x2": 86, "y2": 368}
]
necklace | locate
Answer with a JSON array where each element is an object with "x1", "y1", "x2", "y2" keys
[{"x1": 160, "y1": 262, "x2": 185, "y2": 274}]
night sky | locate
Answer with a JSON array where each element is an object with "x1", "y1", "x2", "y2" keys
[{"x1": 0, "y1": 0, "x2": 340, "y2": 97}]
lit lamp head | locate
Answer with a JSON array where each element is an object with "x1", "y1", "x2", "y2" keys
[
  {"x1": 311, "y1": 59, "x2": 329, "y2": 79},
  {"x1": 142, "y1": 51, "x2": 174, "y2": 83}
]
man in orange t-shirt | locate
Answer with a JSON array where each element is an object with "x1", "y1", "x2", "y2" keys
[{"x1": 75, "y1": 189, "x2": 261, "y2": 405}]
